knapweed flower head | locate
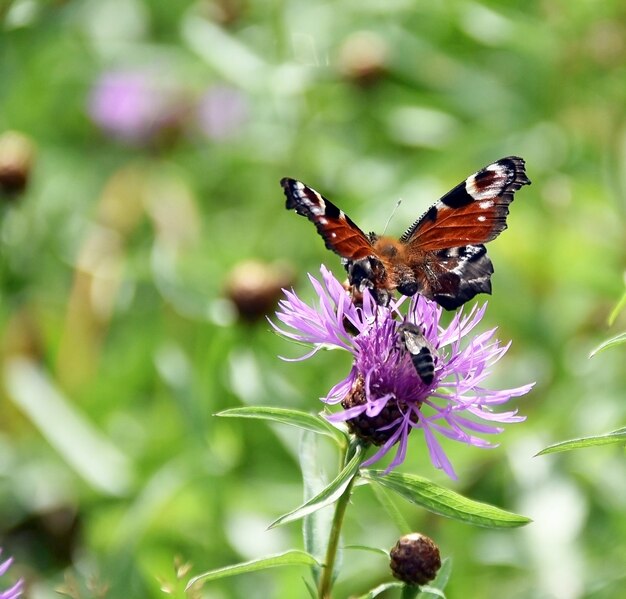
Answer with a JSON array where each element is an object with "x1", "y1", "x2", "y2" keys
[
  {"x1": 0, "y1": 548, "x2": 23, "y2": 599},
  {"x1": 272, "y1": 266, "x2": 533, "y2": 479}
]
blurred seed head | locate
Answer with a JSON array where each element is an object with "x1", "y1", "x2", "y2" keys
[
  {"x1": 0, "y1": 131, "x2": 36, "y2": 198},
  {"x1": 225, "y1": 260, "x2": 294, "y2": 323},
  {"x1": 338, "y1": 31, "x2": 388, "y2": 86},
  {"x1": 390, "y1": 533, "x2": 441, "y2": 586},
  {"x1": 201, "y1": 0, "x2": 248, "y2": 26}
]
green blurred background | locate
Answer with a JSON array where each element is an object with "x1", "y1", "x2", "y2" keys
[{"x1": 1, "y1": 1, "x2": 625, "y2": 597}]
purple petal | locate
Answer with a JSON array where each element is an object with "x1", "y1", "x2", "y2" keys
[{"x1": 0, "y1": 557, "x2": 12, "y2": 577}]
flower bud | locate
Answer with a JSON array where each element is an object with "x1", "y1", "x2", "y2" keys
[
  {"x1": 341, "y1": 376, "x2": 419, "y2": 445},
  {"x1": 225, "y1": 260, "x2": 294, "y2": 323},
  {"x1": 0, "y1": 130, "x2": 36, "y2": 198},
  {"x1": 338, "y1": 31, "x2": 388, "y2": 87},
  {"x1": 390, "y1": 533, "x2": 441, "y2": 586}
]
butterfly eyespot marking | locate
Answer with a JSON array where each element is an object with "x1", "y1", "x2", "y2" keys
[{"x1": 282, "y1": 156, "x2": 530, "y2": 310}]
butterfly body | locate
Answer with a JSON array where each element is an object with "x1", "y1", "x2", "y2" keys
[{"x1": 281, "y1": 156, "x2": 530, "y2": 309}]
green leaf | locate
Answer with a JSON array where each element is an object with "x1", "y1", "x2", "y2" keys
[
  {"x1": 361, "y1": 471, "x2": 531, "y2": 529},
  {"x1": 185, "y1": 550, "x2": 319, "y2": 590},
  {"x1": 536, "y1": 427, "x2": 626, "y2": 455},
  {"x1": 269, "y1": 444, "x2": 363, "y2": 528},
  {"x1": 300, "y1": 431, "x2": 332, "y2": 583},
  {"x1": 356, "y1": 582, "x2": 405, "y2": 598},
  {"x1": 344, "y1": 544, "x2": 390, "y2": 558},
  {"x1": 418, "y1": 557, "x2": 452, "y2": 598},
  {"x1": 417, "y1": 587, "x2": 445, "y2": 598},
  {"x1": 217, "y1": 406, "x2": 347, "y2": 445},
  {"x1": 589, "y1": 331, "x2": 626, "y2": 357},
  {"x1": 302, "y1": 576, "x2": 317, "y2": 599},
  {"x1": 370, "y1": 480, "x2": 412, "y2": 534}
]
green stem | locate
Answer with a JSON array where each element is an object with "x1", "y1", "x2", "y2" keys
[
  {"x1": 400, "y1": 585, "x2": 420, "y2": 599},
  {"x1": 318, "y1": 441, "x2": 364, "y2": 599}
]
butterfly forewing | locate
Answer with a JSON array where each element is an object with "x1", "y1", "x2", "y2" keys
[
  {"x1": 401, "y1": 156, "x2": 529, "y2": 251},
  {"x1": 281, "y1": 177, "x2": 374, "y2": 261}
]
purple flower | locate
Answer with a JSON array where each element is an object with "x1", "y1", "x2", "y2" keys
[
  {"x1": 0, "y1": 549, "x2": 23, "y2": 599},
  {"x1": 88, "y1": 70, "x2": 187, "y2": 145},
  {"x1": 272, "y1": 266, "x2": 533, "y2": 479}
]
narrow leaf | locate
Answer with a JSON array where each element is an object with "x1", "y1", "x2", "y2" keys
[
  {"x1": 269, "y1": 445, "x2": 363, "y2": 528},
  {"x1": 536, "y1": 427, "x2": 626, "y2": 455},
  {"x1": 217, "y1": 406, "x2": 346, "y2": 445},
  {"x1": 361, "y1": 471, "x2": 530, "y2": 529},
  {"x1": 344, "y1": 544, "x2": 390, "y2": 558},
  {"x1": 370, "y1": 481, "x2": 412, "y2": 534},
  {"x1": 300, "y1": 431, "x2": 331, "y2": 583},
  {"x1": 417, "y1": 587, "x2": 445, "y2": 598},
  {"x1": 589, "y1": 332, "x2": 626, "y2": 357},
  {"x1": 418, "y1": 557, "x2": 452, "y2": 598},
  {"x1": 302, "y1": 576, "x2": 317, "y2": 599},
  {"x1": 186, "y1": 550, "x2": 319, "y2": 590},
  {"x1": 356, "y1": 582, "x2": 404, "y2": 598}
]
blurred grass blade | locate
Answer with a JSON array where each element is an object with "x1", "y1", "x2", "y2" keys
[
  {"x1": 217, "y1": 406, "x2": 347, "y2": 445},
  {"x1": 269, "y1": 445, "x2": 363, "y2": 528},
  {"x1": 418, "y1": 557, "x2": 452, "y2": 598},
  {"x1": 356, "y1": 582, "x2": 404, "y2": 598},
  {"x1": 589, "y1": 332, "x2": 626, "y2": 357},
  {"x1": 185, "y1": 550, "x2": 319, "y2": 590},
  {"x1": 536, "y1": 427, "x2": 626, "y2": 455},
  {"x1": 608, "y1": 289, "x2": 626, "y2": 326},
  {"x1": 4, "y1": 358, "x2": 132, "y2": 495},
  {"x1": 361, "y1": 470, "x2": 531, "y2": 528}
]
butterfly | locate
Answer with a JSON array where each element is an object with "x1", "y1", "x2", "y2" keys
[
  {"x1": 397, "y1": 323, "x2": 437, "y2": 385},
  {"x1": 281, "y1": 156, "x2": 530, "y2": 309}
]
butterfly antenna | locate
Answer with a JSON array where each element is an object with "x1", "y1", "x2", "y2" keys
[{"x1": 382, "y1": 199, "x2": 402, "y2": 235}]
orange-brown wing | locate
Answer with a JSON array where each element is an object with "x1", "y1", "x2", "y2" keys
[
  {"x1": 281, "y1": 178, "x2": 374, "y2": 261},
  {"x1": 401, "y1": 156, "x2": 530, "y2": 251}
]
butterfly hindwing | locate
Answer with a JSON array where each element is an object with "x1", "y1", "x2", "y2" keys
[
  {"x1": 411, "y1": 244, "x2": 494, "y2": 310},
  {"x1": 281, "y1": 178, "x2": 374, "y2": 261}
]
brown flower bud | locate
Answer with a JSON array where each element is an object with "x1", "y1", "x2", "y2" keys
[
  {"x1": 341, "y1": 375, "x2": 419, "y2": 445},
  {"x1": 390, "y1": 533, "x2": 441, "y2": 586},
  {"x1": 0, "y1": 130, "x2": 36, "y2": 197},
  {"x1": 224, "y1": 260, "x2": 294, "y2": 323},
  {"x1": 338, "y1": 31, "x2": 388, "y2": 86}
]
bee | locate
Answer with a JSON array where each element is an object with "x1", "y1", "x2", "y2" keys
[{"x1": 397, "y1": 323, "x2": 437, "y2": 385}]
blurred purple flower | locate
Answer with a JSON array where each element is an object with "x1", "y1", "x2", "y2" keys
[
  {"x1": 88, "y1": 70, "x2": 186, "y2": 144},
  {"x1": 0, "y1": 549, "x2": 23, "y2": 599},
  {"x1": 272, "y1": 266, "x2": 533, "y2": 479},
  {"x1": 197, "y1": 85, "x2": 249, "y2": 140}
]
